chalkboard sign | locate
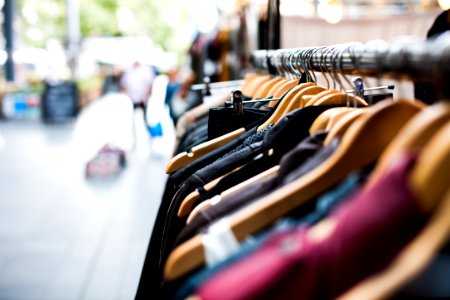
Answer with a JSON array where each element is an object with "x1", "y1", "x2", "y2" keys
[{"x1": 42, "y1": 81, "x2": 78, "y2": 122}]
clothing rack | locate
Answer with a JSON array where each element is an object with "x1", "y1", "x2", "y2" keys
[
  {"x1": 250, "y1": 34, "x2": 450, "y2": 84},
  {"x1": 191, "y1": 79, "x2": 245, "y2": 91}
]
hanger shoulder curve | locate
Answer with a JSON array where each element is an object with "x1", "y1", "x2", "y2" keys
[
  {"x1": 302, "y1": 89, "x2": 338, "y2": 107},
  {"x1": 187, "y1": 200, "x2": 213, "y2": 224},
  {"x1": 257, "y1": 82, "x2": 314, "y2": 131},
  {"x1": 178, "y1": 175, "x2": 225, "y2": 217},
  {"x1": 243, "y1": 75, "x2": 272, "y2": 98},
  {"x1": 291, "y1": 85, "x2": 328, "y2": 109},
  {"x1": 165, "y1": 128, "x2": 246, "y2": 174},
  {"x1": 368, "y1": 102, "x2": 450, "y2": 190},
  {"x1": 326, "y1": 109, "x2": 360, "y2": 130},
  {"x1": 309, "y1": 107, "x2": 354, "y2": 134},
  {"x1": 178, "y1": 190, "x2": 201, "y2": 217},
  {"x1": 265, "y1": 79, "x2": 287, "y2": 100},
  {"x1": 239, "y1": 72, "x2": 259, "y2": 96},
  {"x1": 323, "y1": 109, "x2": 369, "y2": 146},
  {"x1": 164, "y1": 235, "x2": 204, "y2": 281},
  {"x1": 178, "y1": 166, "x2": 246, "y2": 217},
  {"x1": 268, "y1": 84, "x2": 328, "y2": 128},
  {"x1": 410, "y1": 120, "x2": 450, "y2": 212},
  {"x1": 273, "y1": 79, "x2": 300, "y2": 99},
  {"x1": 221, "y1": 165, "x2": 279, "y2": 199},
  {"x1": 252, "y1": 77, "x2": 285, "y2": 100},
  {"x1": 186, "y1": 166, "x2": 280, "y2": 224}
]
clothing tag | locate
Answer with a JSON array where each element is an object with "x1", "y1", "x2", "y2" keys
[{"x1": 201, "y1": 218, "x2": 240, "y2": 267}]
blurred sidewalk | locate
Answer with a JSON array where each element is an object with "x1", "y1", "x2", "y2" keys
[{"x1": 0, "y1": 90, "x2": 175, "y2": 299}]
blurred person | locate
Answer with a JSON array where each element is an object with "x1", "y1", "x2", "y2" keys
[
  {"x1": 164, "y1": 68, "x2": 182, "y2": 124},
  {"x1": 120, "y1": 60, "x2": 156, "y2": 123},
  {"x1": 120, "y1": 60, "x2": 156, "y2": 149},
  {"x1": 164, "y1": 67, "x2": 196, "y2": 126}
]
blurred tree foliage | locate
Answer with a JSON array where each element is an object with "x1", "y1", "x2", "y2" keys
[
  {"x1": 17, "y1": 0, "x2": 189, "y2": 51},
  {"x1": 17, "y1": 0, "x2": 66, "y2": 47}
]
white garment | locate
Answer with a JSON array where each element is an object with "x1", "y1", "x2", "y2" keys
[
  {"x1": 201, "y1": 218, "x2": 240, "y2": 267},
  {"x1": 146, "y1": 75, "x2": 168, "y2": 126},
  {"x1": 120, "y1": 64, "x2": 155, "y2": 103}
]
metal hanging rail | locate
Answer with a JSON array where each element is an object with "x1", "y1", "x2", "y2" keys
[
  {"x1": 191, "y1": 79, "x2": 245, "y2": 91},
  {"x1": 250, "y1": 34, "x2": 450, "y2": 84}
]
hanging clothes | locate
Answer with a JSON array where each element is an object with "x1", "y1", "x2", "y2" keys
[{"x1": 136, "y1": 38, "x2": 450, "y2": 300}]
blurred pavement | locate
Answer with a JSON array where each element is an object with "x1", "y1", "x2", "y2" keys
[{"x1": 0, "y1": 92, "x2": 175, "y2": 299}]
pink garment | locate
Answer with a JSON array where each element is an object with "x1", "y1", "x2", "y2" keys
[{"x1": 198, "y1": 153, "x2": 427, "y2": 300}]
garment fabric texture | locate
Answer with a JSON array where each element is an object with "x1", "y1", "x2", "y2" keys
[
  {"x1": 176, "y1": 115, "x2": 209, "y2": 154},
  {"x1": 177, "y1": 101, "x2": 270, "y2": 155},
  {"x1": 155, "y1": 105, "x2": 340, "y2": 298},
  {"x1": 174, "y1": 170, "x2": 367, "y2": 300},
  {"x1": 192, "y1": 153, "x2": 280, "y2": 204},
  {"x1": 207, "y1": 107, "x2": 268, "y2": 140},
  {"x1": 155, "y1": 106, "x2": 341, "y2": 300},
  {"x1": 169, "y1": 105, "x2": 339, "y2": 252},
  {"x1": 197, "y1": 154, "x2": 428, "y2": 300},
  {"x1": 174, "y1": 130, "x2": 329, "y2": 246},
  {"x1": 137, "y1": 104, "x2": 345, "y2": 299}
]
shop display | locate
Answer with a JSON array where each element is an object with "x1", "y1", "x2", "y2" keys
[{"x1": 136, "y1": 36, "x2": 450, "y2": 299}]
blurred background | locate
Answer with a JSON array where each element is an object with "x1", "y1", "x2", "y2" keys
[{"x1": 0, "y1": 0, "x2": 446, "y2": 299}]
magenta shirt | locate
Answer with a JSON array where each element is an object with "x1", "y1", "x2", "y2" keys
[{"x1": 198, "y1": 153, "x2": 427, "y2": 300}]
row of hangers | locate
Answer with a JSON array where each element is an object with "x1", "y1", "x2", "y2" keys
[
  {"x1": 162, "y1": 36, "x2": 450, "y2": 298},
  {"x1": 166, "y1": 33, "x2": 450, "y2": 175},
  {"x1": 166, "y1": 42, "x2": 377, "y2": 174}
]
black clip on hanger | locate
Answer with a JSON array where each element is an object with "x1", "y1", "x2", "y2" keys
[
  {"x1": 203, "y1": 76, "x2": 212, "y2": 97},
  {"x1": 231, "y1": 90, "x2": 244, "y2": 116}
]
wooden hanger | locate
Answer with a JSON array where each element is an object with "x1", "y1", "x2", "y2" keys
[
  {"x1": 367, "y1": 102, "x2": 450, "y2": 189},
  {"x1": 272, "y1": 79, "x2": 301, "y2": 100},
  {"x1": 256, "y1": 82, "x2": 315, "y2": 131},
  {"x1": 325, "y1": 109, "x2": 360, "y2": 131},
  {"x1": 165, "y1": 128, "x2": 246, "y2": 174},
  {"x1": 300, "y1": 95, "x2": 317, "y2": 107},
  {"x1": 187, "y1": 200, "x2": 214, "y2": 224},
  {"x1": 266, "y1": 82, "x2": 312, "y2": 108},
  {"x1": 323, "y1": 109, "x2": 370, "y2": 146},
  {"x1": 180, "y1": 165, "x2": 280, "y2": 219},
  {"x1": 339, "y1": 121, "x2": 450, "y2": 300},
  {"x1": 237, "y1": 73, "x2": 256, "y2": 97},
  {"x1": 285, "y1": 85, "x2": 328, "y2": 110},
  {"x1": 301, "y1": 89, "x2": 338, "y2": 107},
  {"x1": 251, "y1": 77, "x2": 285, "y2": 100},
  {"x1": 177, "y1": 165, "x2": 245, "y2": 217},
  {"x1": 309, "y1": 107, "x2": 354, "y2": 134},
  {"x1": 264, "y1": 78, "x2": 288, "y2": 99},
  {"x1": 164, "y1": 100, "x2": 422, "y2": 280},
  {"x1": 410, "y1": 120, "x2": 450, "y2": 211},
  {"x1": 242, "y1": 74, "x2": 272, "y2": 98},
  {"x1": 178, "y1": 178, "x2": 225, "y2": 218}
]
